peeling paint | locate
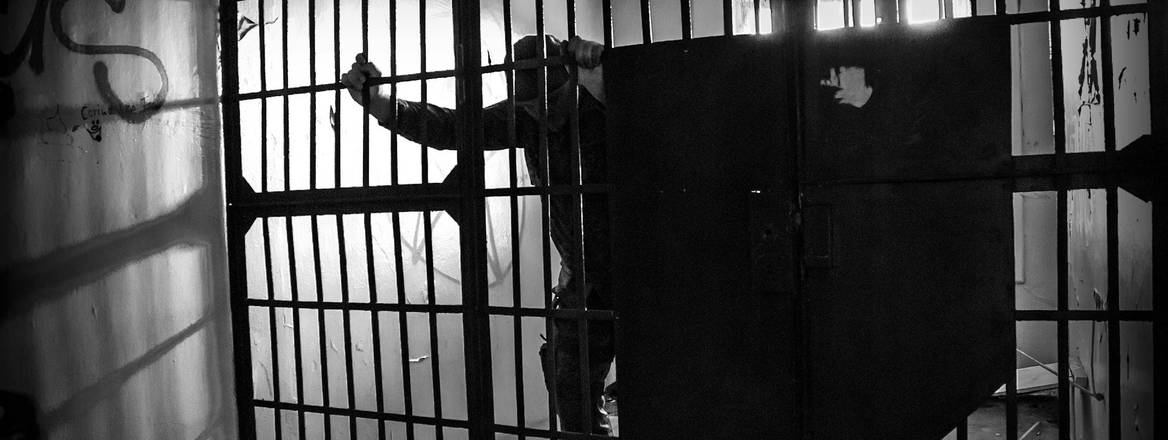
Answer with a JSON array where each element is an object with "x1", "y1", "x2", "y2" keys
[{"x1": 819, "y1": 66, "x2": 873, "y2": 108}]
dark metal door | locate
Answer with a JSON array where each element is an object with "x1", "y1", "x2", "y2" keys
[
  {"x1": 605, "y1": 20, "x2": 1015, "y2": 440},
  {"x1": 801, "y1": 22, "x2": 1014, "y2": 439},
  {"x1": 605, "y1": 36, "x2": 799, "y2": 439}
]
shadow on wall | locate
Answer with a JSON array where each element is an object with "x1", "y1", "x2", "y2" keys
[{"x1": 1, "y1": 1, "x2": 234, "y2": 439}]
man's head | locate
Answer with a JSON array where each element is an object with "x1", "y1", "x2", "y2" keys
[{"x1": 512, "y1": 35, "x2": 570, "y2": 101}]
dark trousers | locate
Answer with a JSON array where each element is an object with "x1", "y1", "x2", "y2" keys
[{"x1": 540, "y1": 280, "x2": 616, "y2": 435}]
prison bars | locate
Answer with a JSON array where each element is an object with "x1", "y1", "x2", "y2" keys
[{"x1": 220, "y1": 1, "x2": 1159, "y2": 439}]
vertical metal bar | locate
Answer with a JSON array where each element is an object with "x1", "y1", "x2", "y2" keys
[
  {"x1": 311, "y1": 215, "x2": 333, "y2": 440},
  {"x1": 897, "y1": 0, "x2": 907, "y2": 23},
  {"x1": 277, "y1": 5, "x2": 299, "y2": 434},
  {"x1": 563, "y1": 1, "x2": 594, "y2": 434},
  {"x1": 996, "y1": 0, "x2": 1006, "y2": 15},
  {"x1": 419, "y1": 0, "x2": 430, "y2": 185},
  {"x1": 754, "y1": 0, "x2": 762, "y2": 33},
  {"x1": 391, "y1": 212, "x2": 416, "y2": 440},
  {"x1": 1049, "y1": 26, "x2": 1069, "y2": 440},
  {"x1": 220, "y1": 0, "x2": 255, "y2": 436},
  {"x1": 844, "y1": 0, "x2": 853, "y2": 27},
  {"x1": 533, "y1": 0, "x2": 558, "y2": 433},
  {"x1": 1101, "y1": 8, "x2": 1122, "y2": 440},
  {"x1": 971, "y1": 0, "x2": 978, "y2": 16},
  {"x1": 452, "y1": 0, "x2": 492, "y2": 435},
  {"x1": 285, "y1": 215, "x2": 307, "y2": 438},
  {"x1": 263, "y1": 218, "x2": 283, "y2": 440},
  {"x1": 362, "y1": 0, "x2": 371, "y2": 187},
  {"x1": 723, "y1": 0, "x2": 733, "y2": 35},
  {"x1": 603, "y1": 0, "x2": 614, "y2": 47},
  {"x1": 261, "y1": 0, "x2": 270, "y2": 195},
  {"x1": 284, "y1": 0, "x2": 292, "y2": 194},
  {"x1": 1106, "y1": 185, "x2": 1121, "y2": 440},
  {"x1": 334, "y1": 0, "x2": 342, "y2": 191},
  {"x1": 364, "y1": 212, "x2": 387, "y2": 440},
  {"x1": 1057, "y1": 189, "x2": 1070, "y2": 440},
  {"x1": 680, "y1": 0, "x2": 692, "y2": 39},
  {"x1": 1007, "y1": 360, "x2": 1018, "y2": 440},
  {"x1": 220, "y1": 0, "x2": 243, "y2": 200},
  {"x1": 423, "y1": 0, "x2": 446, "y2": 434},
  {"x1": 1050, "y1": 0, "x2": 1066, "y2": 157},
  {"x1": 957, "y1": 420, "x2": 969, "y2": 440},
  {"x1": 779, "y1": 1, "x2": 812, "y2": 439},
  {"x1": 501, "y1": 0, "x2": 526, "y2": 436},
  {"x1": 336, "y1": 214, "x2": 357, "y2": 437},
  {"x1": 389, "y1": 0, "x2": 398, "y2": 186},
  {"x1": 385, "y1": 1, "x2": 412, "y2": 429},
  {"x1": 1100, "y1": 2, "x2": 1116, "y2": 154},
  {"x1": 1149, "y1": 0, "x2": 1168, "y2": 436},
  {"x1": 228, "y1": 216, "x2": 258, "y2": 439},
  {"x1": 853, "y1": 0, "x2": 863, "y2": 27},
  {"x1": 358, "y1": 3, "x2": 381, "y2": 434},
  {"x1": 423, "y1": 212, "x2": 444, "y2": 440},
  {"x1": 310, "y1": 0, "x2": 318, "y2": 191},
  {"x1": 641, "y1": 0, "x2": 653, "y2": 43},
  {"x1": 943, "y1": 0, "x2": 953, "y2": 19}
]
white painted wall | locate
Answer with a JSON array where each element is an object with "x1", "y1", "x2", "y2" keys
[{"x1": 0, "y1": 0, "x2": 233, "y2": 439}]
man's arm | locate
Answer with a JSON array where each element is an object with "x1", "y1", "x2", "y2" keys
[
  {"x1": 340, "y1": 37, "x2": 605, "y2": 148},
  {"x1": 341, "y1": 53, "x2": 464, "y2": 149}
]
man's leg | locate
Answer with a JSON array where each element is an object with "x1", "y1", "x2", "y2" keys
[{"x1": 540, "y1": 284, "x2": 616, "y2": 434}]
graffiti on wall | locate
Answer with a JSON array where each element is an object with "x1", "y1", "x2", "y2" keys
[{"x1": 0, "y1": 0, "x2": 169, "y2": 126}]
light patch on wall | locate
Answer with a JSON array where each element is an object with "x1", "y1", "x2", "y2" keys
[{"x1": 820, "y1": 66, "x2": 873, "y2": 108}]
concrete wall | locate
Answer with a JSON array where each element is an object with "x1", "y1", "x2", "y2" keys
[{"x1": 0, "y1": 0, "x2": 233, "y2": 439}]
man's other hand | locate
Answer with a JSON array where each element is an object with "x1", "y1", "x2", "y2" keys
[{"x1": 566, "y1": 36, "x2": 603, "y2": 69}]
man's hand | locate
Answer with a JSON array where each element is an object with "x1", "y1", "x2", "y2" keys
[
  {"x1": 565, "y1": 37, "x2": 605, "y2": 103},
  {"x1": 565, "y1": 36, "x2": 603, "y2": 69},
  {"x1": 341, "y1": 53, "x2": 394, "y2": 122},
  {"x1": 341, "y1": 53, "x2": 381, "y2": 105}
]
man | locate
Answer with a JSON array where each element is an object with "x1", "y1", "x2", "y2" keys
[{"x1": 342, "y1": 35, "x2": 614, "y2": 434}]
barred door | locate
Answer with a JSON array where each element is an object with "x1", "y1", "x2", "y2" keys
[{"x1": 220, "y1": 1, "x2": 1164, "y2": 439}]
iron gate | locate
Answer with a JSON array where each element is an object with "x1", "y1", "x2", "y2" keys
[{"x1": 219, "y1": 0, "x2": 1165, "y2": 439}]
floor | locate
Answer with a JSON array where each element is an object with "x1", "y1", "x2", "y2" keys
[{"x1": 943, "y1": 393, "x2": 1060, "y2": 440}]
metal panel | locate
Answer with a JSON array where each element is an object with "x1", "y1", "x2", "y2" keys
[
  {"x1": 801, "y1": 21, "x2": 1015, "y2": 440},
  {"x1": 802, "y1": 180, "x2": 1014, "y2": 439},
  {"x1": 606, "y1": 19, "x2": 1015, "y2": 440},
  {"x1": 803, "y1": 21, "x2": 1012, "y2": 184},
  {"x1": 801, "y1": 22, "x2": 1015, "y2": 440},
  {"x1": 606, "y1": 36, "x2": 798, "y2": 439}
]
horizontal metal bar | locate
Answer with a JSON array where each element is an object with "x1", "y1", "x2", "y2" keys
[
  {"x1": 483, "y1": 184, "x2": 613, "y2": 198},
  {"x1": 238, "y1": 54, "x2": 584, "y2": 103},
  {"x1": 246, "y1": 298, "x2": 464, "y2": 314},
  {"x1": 492, "y1": 423, "x2": 618, "y2": 440},
  {"x1": 956, "y1": 3, "x2": 1147, "y2": 25},
  {"x1": 252, "y1": 399, "x2": 471, "y2": 429},
  {"x1": 486, "y1": 306, "x2": 617, "y2": 320},
  {"x1": 237, "y1": 69, "x2": 458, "y2": 101},
  {"x1": 229, "y1": 184, "x2": 460, "y2": 217},
  {"x1": 806, "y1": 139, "x2": 1164, "y2": 189},
  {"x1": 1013, "y1": 142, "x2": 1161, "y2": 176},
  {"x1": 1015, "y1": 310, "x2": 1156, "y2": 321},
  {"x1": 480, "y1": 56, "x2": 572, "y2": 74}
]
